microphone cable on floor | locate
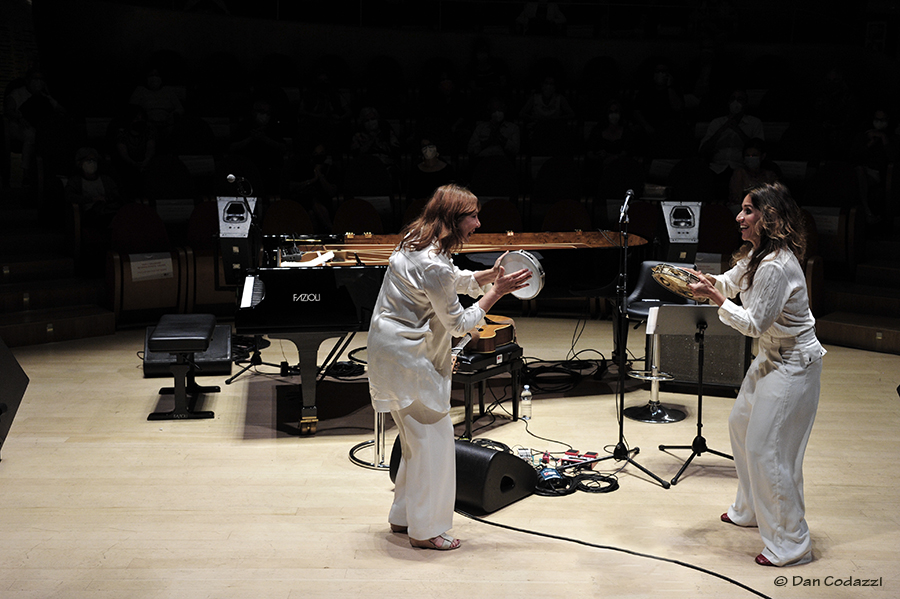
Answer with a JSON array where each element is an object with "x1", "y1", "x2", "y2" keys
[{"x1": 456, "y1": 510, "x2": 774, "y2": 599}]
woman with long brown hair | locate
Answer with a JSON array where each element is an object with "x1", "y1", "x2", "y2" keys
[
  {"x1": 367, "y1": 184, "x2": 530, "y2": 550},
  {"x1": 688, "y1": 181, "x2": 826, "y2": 566}
]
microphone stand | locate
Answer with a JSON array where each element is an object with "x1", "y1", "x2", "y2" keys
[
  {"x1": 594, "y1": 190, "x2": 671, "y2": 489},
  {"x1": 225, "y1": 175, "x2": 278, "y2": 385}
]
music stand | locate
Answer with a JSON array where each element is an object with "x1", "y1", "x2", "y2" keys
[{"x1": 655, "y1": 304, "x2": 735, "y2": 485}]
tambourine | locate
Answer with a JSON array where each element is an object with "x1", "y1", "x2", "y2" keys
[
  {"x1": 651, "y1": 263, "x2": 701, "y2": 300},
  {"x1": 499, "y1": 250, "x2": 545, "y2": 300}
]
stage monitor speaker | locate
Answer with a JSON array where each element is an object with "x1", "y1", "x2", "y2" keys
[
  {"x1": 656, "y1": 333, "x2": 752, "y2": 396},
  {"x1": 390, "y1": 437, "x2": 537, "y2": 515},
  {"x1": 142, "y1": 324, "x2": 233, "y2": 377},
  {"x1": 0, "y1": 336, "x2": 29, "y2": 460},
  {"x1": 218, "y1": 196, "x2": 258, "y2": 286}
]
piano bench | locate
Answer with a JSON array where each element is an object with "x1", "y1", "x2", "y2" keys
[
  {"x1": 452, "y1": 344, "x2": 524, "y2": 440},
  {"x1": 147, "y1": 314, "x2": 220, "y2": 421}
]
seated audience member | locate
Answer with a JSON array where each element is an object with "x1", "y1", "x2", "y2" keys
[
  {"x1": 406, "y1": 137, "x2": 456, "y2": 202},
  {"x1": 297, "y1": 67, "x2": 350, "y2": 146},
  {"x1": 229, "y1": 97, "x2": 289, "y2": 194},
  {"x1": 518, "y1": 75, "x2": 575, "y2": 124},
  {"x1": 4, "y1": 68, "x2": 68, "y2": 183},
  {"x1": 466, "y1": 38, "x2": 510, "y2": 109},
  {"x1": 811, "y1": 66, "x2": 859, "y2": 160},
  {"x1": 350, "y1": 106, "x2": 401, "y2": 167},
  {"x1": 585, "y1": 99, "x2": 642, "y2": 170},
  {"x1": 728, "y1": 138, "x2": 780, "y2": 206},
  {"x1": 850, "y1": 107, "x2": 898, "y2": 218},
  {"x1": 515, "y1": 1, "x2": 567, "y2": 36},
  {"x1": 129, "y1": 65, "x2": 184, "y2": 143},
  {"x1": 415, "y1": 70, "x2": 471, "y2": 156},
  {"x1": 66, "y1": 146, "x2": 122, "y2": 228},
  {"x1": 113, "y1": 105, "x2": 157, "y2": 199},
  {"x1": 632, "y1": 59, "x2": 685, "y2": 139},
  {"x1": 281, "y1": 141, "x2": 337, "y2": 234},
  {"x1": 467, "y1": 97, "x2": 520, "y2": 160},
  {"x1": 700, "y1": 89, "x2": 764, "y2": 194}
]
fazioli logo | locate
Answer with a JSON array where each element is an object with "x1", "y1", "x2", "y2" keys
[{"x1": 293, "y1": 293, "x2": 321, "y2": 302}]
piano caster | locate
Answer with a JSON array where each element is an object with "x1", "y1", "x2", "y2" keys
[{"x1": 299, "y1": 416, "x2": 318, "y2": 435}]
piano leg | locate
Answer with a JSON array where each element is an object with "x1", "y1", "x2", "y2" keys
[{"x1": 268, "y1": 331, "x2": 346, "y2": 435}]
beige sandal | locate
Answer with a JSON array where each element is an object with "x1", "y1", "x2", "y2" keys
[{"x1": 410, "y1": 533, "x2": 460, "y2": 550}]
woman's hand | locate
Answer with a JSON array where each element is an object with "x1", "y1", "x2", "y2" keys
[
  {"x1": 474, "y1": 251, "x2": 508, "y2": 287},
  {"x1": 492, "y1": 265, "x2": 532, "y2": 297},
  {"x1": 685, "y1": 268, "x2": 725, "y2": 306}
]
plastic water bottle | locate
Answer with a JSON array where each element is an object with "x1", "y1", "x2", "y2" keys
[{"x1": 520, "y1": 385, "x2": 532, "y2": 421}]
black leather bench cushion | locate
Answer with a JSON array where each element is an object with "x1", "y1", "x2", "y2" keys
[{"x1": 147, "y1": 314, "x2": 217, "y2": 354}]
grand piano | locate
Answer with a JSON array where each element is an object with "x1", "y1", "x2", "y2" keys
[{"x1": 235, "y1": 231, "x2": 645, "y2": 434}]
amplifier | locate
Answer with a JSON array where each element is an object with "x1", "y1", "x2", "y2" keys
[{"x1": 655, "y1": 333, "x2": 752, "y2": 396}]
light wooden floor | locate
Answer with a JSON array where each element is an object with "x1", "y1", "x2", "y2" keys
[{"x1": 2, "y1": 316, "x2": 899, "y2": 599}]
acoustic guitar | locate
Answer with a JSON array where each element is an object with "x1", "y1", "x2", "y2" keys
[{"x1": 454, "y1": 314, "x2": 516, "y2": 355}]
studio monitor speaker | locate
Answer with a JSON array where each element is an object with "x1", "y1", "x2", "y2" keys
[
  {"x1": 0, "y1": 335, "x2": 29, "y2": 460},
  {"x1": 390, "y1": 437, "x2": 537, "y2": 515}
]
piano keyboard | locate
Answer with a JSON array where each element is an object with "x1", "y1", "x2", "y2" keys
[{"x1": 239, "y1": 275, "x2": 264, "y2": 308}]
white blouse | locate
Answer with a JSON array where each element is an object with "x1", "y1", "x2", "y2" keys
[
  {"x1": 367, "y1": 244, "x2": 486, "y2": 414},
  {"x1": 714, "y1": 249, "x2": 818, "y2": 340}
]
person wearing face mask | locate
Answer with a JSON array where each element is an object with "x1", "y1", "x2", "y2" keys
[
  {"x1": 66, "y1": 147, "x2": 122, "y2": 230},
  {"x1": 128, "y1": 66, "x2": 184, "y2": 141},
  {"x1": 367, "y1": 184, "x2": 531, "y2": 551},
  {"x1": 728, "y1": 138, "x2": 780, "y2": 205},
  {"x1": 700, "y1": 89, "x2": 764, "y2": 198},
  {"x1": 467, "y1": 97, "x2": 520, "y2": 159},
  {"x1": 585, "y1": 99, "x2": 641, "y2": 171},
  {"x1": 407, "y1": 137, "x2": 456, "y2": 202},
  {"x1": 686, "y1": 182, "x2": 825, "y2": 567}
]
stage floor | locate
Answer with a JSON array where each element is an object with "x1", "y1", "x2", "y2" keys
[{"x1": 2, "y1": 316, "x2": 899, "y2": 599}]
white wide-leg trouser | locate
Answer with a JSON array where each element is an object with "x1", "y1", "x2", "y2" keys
[
  {"x1": 726, "y1": 331, "x2": 822, "y2": 566},
  {"x1": 389, "y1": 402, "x2": 455, "y2": 541}
]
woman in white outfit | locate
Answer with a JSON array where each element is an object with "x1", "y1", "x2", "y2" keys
[
  {"x1": 367, "y1": 184, "x2": 530, "y2": 550},
  {"x1": 688, "y1": 181, "x2": 825, "y2": 567}
]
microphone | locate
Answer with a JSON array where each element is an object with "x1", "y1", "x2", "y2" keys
[
  {"x1": 226, "y1": 173, "x2": 253, "y2": 197},
  {"x1": 619, "y1": 189, "x2": 634, "y2": 225}
]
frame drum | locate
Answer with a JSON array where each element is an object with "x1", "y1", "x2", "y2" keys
[
  {"x1": 651, "y1": 263, "x2": 701, "y2": 300},
  {"x1": 500, "y1": 250, "x2": 545, "y2": 300}
]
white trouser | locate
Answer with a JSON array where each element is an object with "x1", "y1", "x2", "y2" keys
[
  {"x1": 389, "y1": 402, "x2": 455, "y2": 541},
  {"x1": 727, "y1": 330, "x2": 822, "y2": 566}
]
